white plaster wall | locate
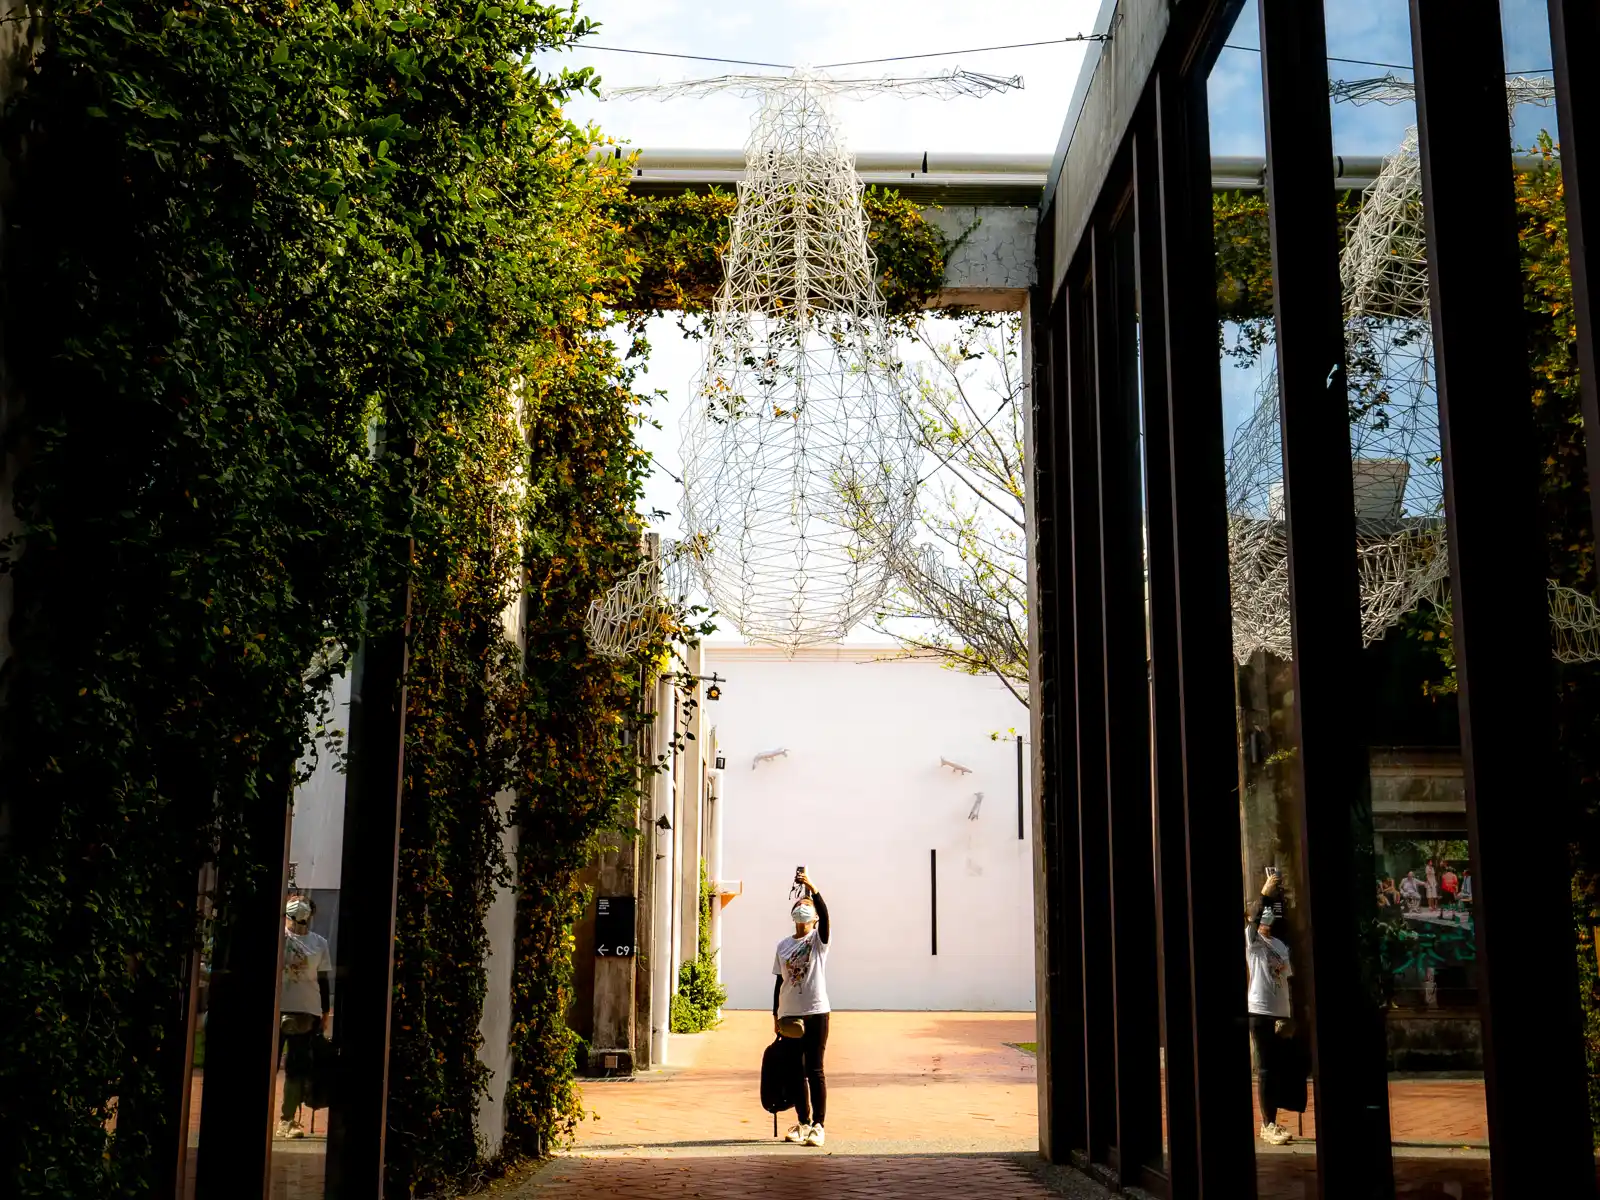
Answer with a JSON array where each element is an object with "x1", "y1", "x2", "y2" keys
[
  {"x1": 706, "y1": 646, "x2": 1034, "y2": 1012},
  {"x1": 476, "y1": 791, "x2": 519, "y2": 1153},
  {"x1": 288, "y1": 671, "x2": 351, "y2": 890}
]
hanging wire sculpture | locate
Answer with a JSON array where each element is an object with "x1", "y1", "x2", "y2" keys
[
  {"x1": 1225, "y1": 73, "x2": 1599, "y2": 662},
  {"x1": 609, "y1": 69, "x2": 1020, "y2": 648},
  {"x1": 584, "y1": 537, "x2": 706, "y2": 659}
]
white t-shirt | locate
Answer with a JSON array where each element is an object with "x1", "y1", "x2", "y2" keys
[
  {"x1": 282, "y1": 929, "x2": 330, "y2": 1016},
  {"x1": 773, "y1": 930, "x2": 831, "y2": 1018},
  {"x1": 1245, "y1": 927, "x2": 1293, "y2": 1018}
]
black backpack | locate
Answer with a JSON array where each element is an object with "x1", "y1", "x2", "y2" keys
[{"x1": 760, "y1": 1037, "x2": 795, "y2": 1136}]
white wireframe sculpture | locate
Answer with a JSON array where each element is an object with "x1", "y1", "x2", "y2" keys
[
  {"x1": 610, "y1": 69, "x2": 1019, "y2": 648},
  {"x1": 1226, "y1": 73, "x2": 1598, "y2": 662},
  {"x1": 584, "y1": 537, "x2": 704, "y2": 659}
]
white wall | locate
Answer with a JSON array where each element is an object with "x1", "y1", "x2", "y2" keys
[
  {"x1": 476, "y1": 790, "x2": 519, "y2": 1153},
  {"x1": 288, "y1": 671, "x2": 351, "y2": 890},
  {"x1": 707, "y1": 645, "x2": 1034, "y2": 1012}
]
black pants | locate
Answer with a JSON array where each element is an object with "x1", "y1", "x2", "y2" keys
[
  {"x1": 1249, "y1": 1014, "x2": 1283, "y2": 1125},
  {"x1": 278, "y1": 1013, "x2": 318, "y2": 1122},
  {"x1": 788, "y1": 1012, "x2": 830, "y2": 1126}
]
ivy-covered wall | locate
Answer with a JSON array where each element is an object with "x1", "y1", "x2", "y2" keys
[{"x1": 0, "y1": 2, "x2": 655, "y2": 1196}]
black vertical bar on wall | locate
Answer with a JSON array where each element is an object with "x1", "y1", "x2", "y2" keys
[
  {"x1": 1071, "y1": 256, "x2": 1116, "y2": 1169},
  {"x1": 325, "y1": 579, "x2": 413, "y2": 1200},
  {"x1": 1258, "y1": 0, "x2": 1394, "y2": 1195},
  {"x1": 1095, "y1": 210, "x2": 1164, "y2": 1185},
  {"x1": 1017, "y1": 734, "x2": 1025, "y2": 840},
  {"x1": 1411, "y1": 1, "x2": 1598, "y2": 1189},
  {"x1": 1549, "y1": 0, "x2": 1600, "y2": 544},
  {"x1": 1134, "y1": 108, "x2": 1197, "y2": 1200},
  {"x1": 930, "y1": 849, "x2": 938, "y2": 955},
  {"x1": 1032, "y1": 277, "x2": 1089, "y2": 1165},
  {"x1": 1150, "y1": 54, "x2": 1257, "y2": 1200},
  {"x1": 194, "y1": 770, "x2": 294, "y2": 1200}
]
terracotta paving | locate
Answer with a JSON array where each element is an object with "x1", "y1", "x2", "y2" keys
[
  {"x1": 181, "y1": 1010, "x2": 1546, "y2": 1199},
  {"x1": 572, "y1": 1010, "x2": 1039, "y2": 1153},
  {"x1": 500, "y1": 1010, "x2": 1513, "y2": 1200},
  {"x1": 523, "y1": 1153, "x2": 1063, "y2": 1198}
]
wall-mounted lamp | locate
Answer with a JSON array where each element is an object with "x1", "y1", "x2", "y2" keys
[
  {"x1": 715, "y1": 753, "x2": 727, "y2": 771},
  {"x1": 752, "y1": 747, "x2": 789, "y2": 769},
  {"x1": 940, "y1": 757, "x2": 973, "y2": 776},
  {"x1": 705, "y1": 673, "x2": 725, "y2": 701}
]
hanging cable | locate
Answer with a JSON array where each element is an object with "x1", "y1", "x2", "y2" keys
[
  {"x1": 818, "y1": 34, "x2": 1108, "y2": 69},
  {"x1": 575, "y1": 44, "x2": 796, "y2": 70},
  {"x1": 1223, "y1": 42, "x2": 1552, "y2": 77}
]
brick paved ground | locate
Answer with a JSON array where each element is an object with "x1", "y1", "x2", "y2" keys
[
  {"x1": 184, "y1": 1010, "x2": 1536, "y2": 1199},
  {"x1": 573, "y1": 1011, "x2": 1040, "y2": 1154},
  {"x1": 501, "y1": 1010, "x2": 1514, "y2": 1200},
  {"x1": 520, "y1": 1153, "x2": 1066, "y2": 1199}
]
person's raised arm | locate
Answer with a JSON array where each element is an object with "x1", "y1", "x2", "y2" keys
[{"x1": 813, "y1": 891, "x2": 830, "y2": 945}]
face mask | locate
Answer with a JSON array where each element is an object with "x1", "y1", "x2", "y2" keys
[{"x1": 791, "y1": 903, "x2": 816, "y2": 924}]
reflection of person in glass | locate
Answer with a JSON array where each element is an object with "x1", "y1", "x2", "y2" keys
[
  {"x1": 1399, "y1": 870, "x2": 1421, "y2": 912},
  {"x1": 1246, "y1": 868, "x2": 1295, "y2": 1146},
  {"x1": 1440, "y1": 863, "x2": 1459, "y2": 910},
  {"x1": 278, "y1": 897, "x2": 331, "y2": 1139}
]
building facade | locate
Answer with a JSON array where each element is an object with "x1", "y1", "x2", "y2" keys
[{"x1": 707, "y1": 644, "x2": 1034, "y2": 1013}]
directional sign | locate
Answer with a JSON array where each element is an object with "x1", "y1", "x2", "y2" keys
[{"x1": 595, "y1": 895, "x2": 636, "y2": 959}]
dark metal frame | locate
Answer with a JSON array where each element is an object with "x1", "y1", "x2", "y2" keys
[
  {"x1": 1411, "y1": 0, "x2": 1595, "y2": 1189},
  {"x1": 1030, "y1": 0, "x2": 1599, "y2": 1195}
]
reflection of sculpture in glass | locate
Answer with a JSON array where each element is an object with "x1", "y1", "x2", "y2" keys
[
  {"x1": 612, "y1": 70, "x2": 1018, "y2": 647},
  {"x1": 1225, "y1": 75, "x2": 1600, "y2": 663}
]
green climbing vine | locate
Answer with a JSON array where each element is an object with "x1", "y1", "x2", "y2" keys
[
  {"x1": 671, "y1": 860, "x2": 728, "y2": 1034},
  {"x1": 0, "y1": 0, "x2": 675, "y2": 1195}
]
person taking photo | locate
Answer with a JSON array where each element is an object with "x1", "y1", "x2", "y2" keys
[{"x1": 773, "y1": 868, "x2": 831, "y2": 1147}]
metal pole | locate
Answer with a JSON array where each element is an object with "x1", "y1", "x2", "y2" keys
[
  {"x1": 195, "y1": 771, "x2": 294, "y2": 1200},
  {"x1": 324, "y1": 578, "x2": 412, "y2": 1199},
  {"x1": 1016, "y1": 734, "x2": 1025, "y2": 841},
  {"x1": 1259, "y1": 0, "x2": 1394, "y2": 1192},
  {"x1": 1147, "y1": 61, "x2": 1260, "y2": 1199},
  {"x1": 1095, "y1": 213, "x2": 1164, "y2": 1185},
  {"x1": 1073, "y1": 247, "x2": 1115, "y2": 1169},
  {"x1": 1412, "y1": 0, "x2": 1597, "y2": 1188}
]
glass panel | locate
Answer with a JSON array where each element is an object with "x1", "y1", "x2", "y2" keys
[
  {"x1": 1207, "y1": 5, "x2": 1314, "y2": 1193},
  {"x1": 1321, "y1": 2, "x2": 1505, "y2": 1192},
  {"x1": 270, "y1": 671, "x2": 350, "y2": 1198},
  {"x1": 1499, "y1": 0, "x2": 1600, "y2": 1175}
]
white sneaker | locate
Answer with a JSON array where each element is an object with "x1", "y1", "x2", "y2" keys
[
  {"x1": 1259, "y1": 1121, "x2": 1292, "y2": 1146},
  {"x1": 275, "y1": 1120, "x2": 293, "y2": 1139},
  {"x1": 783, "y1": 1123, "x2": 808, "y2": 1143},
  {"x1": 804, "y1": 1124, "x2": 826, "y2": 1147},
  {"x1": 286, "y1": 1119, "x2": 306, "y2": 1140}
]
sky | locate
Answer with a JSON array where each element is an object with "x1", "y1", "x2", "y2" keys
[{"x1": 530, "y1": 1, "x2": 1561, "y2": 644}]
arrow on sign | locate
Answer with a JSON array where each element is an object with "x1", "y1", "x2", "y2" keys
[{"x1": 598, "y1": 945, "x2": 610, "y2": 956}]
